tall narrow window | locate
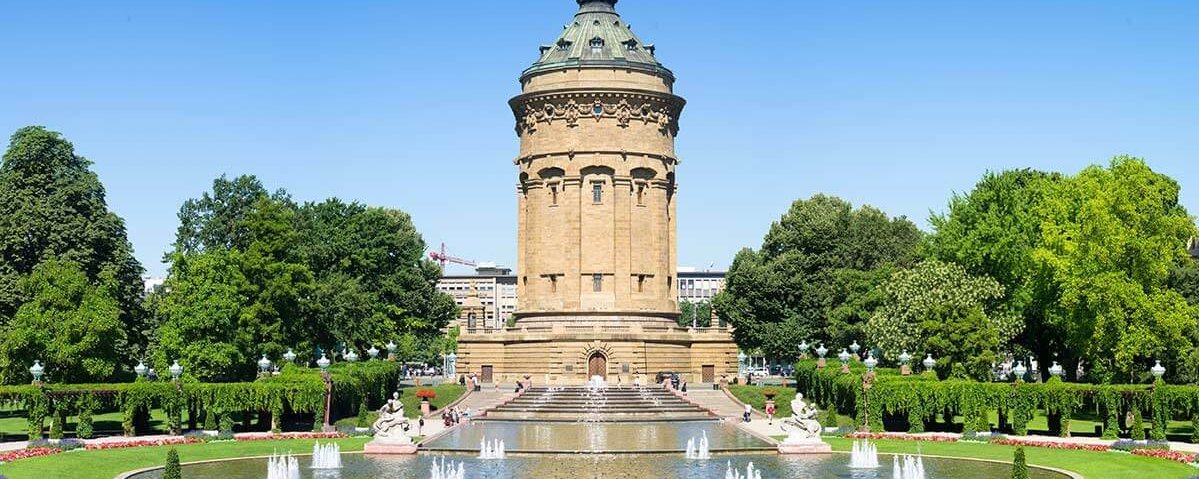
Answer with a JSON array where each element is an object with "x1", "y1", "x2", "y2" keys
[
  {"x1": 590, "y1": 37, "x2": 604, "y2": 54},
  {"x1": 636, "y1": 184, "x2": 646, "y2": 205},
  {"x1": 637, "y1": 275, "x2": 646, "y2": 292},
  {"x1": 593, "y1": 273, "x2": 603, "y2": 292},
  {"x1": 550, "y1": 184, "x2": 559, "y2": 205},
  {"x1": 592, "y1": 182, "x2": 603, "y2": 204},
  {"x1": 550, "y1": 275, "x2": 558, "y2": 293}
]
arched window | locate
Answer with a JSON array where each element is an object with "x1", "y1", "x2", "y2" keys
[{"x1": 589, "y1": 37, "x2": 604, "y2": 54}]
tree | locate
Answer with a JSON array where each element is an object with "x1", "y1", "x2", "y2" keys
[
  {"x1": 0, "y1": 127, "x2": 145, "y2": 370},
  {"x1": 0, "y1": 260, "x2": 125, "y2": 383},
  {"x1": 163, "y1": 448, "x2": 181, "y2": 479},
  {"x1": 926, "y1": 169, "x2": 1064, "y2": 373},
  {"x1": 1034, "y1": 157, "x2": 1199, "y2": 383},
  {"x1": 678, "y1": 301, "x2": 712, "y2": 328},
  {"x1": 866, "y1": 260, "x2": 1020, "y2": 380},
  {"x1": 713, "y1": 195, "x2": 921, "y2": 359},
  {"x1": 155, "y1": 176, "x2": 455, "y2": 379},
  {"x1": 1011, "y1": 447, "x2": 1028, "y2": 479}
]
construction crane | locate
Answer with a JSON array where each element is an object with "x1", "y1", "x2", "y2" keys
[{"x1": 429, "y1": 242, "x2": 477, "y2": 271}]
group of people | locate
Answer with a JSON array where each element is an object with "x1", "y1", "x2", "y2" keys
[{"x1": 441, "y1": 406, "x2": 471, "y2": 427}]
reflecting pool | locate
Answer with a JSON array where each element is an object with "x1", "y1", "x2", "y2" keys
[{"x1": 129, "y1": 453, "x2": 1070, "y2": 479}]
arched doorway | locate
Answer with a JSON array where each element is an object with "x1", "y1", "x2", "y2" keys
[{"x1": 587, "y1": 352, "x2": 607, "y2": 379}]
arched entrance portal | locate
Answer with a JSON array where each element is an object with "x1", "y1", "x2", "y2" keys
[{"x1": 587, "y1": 352, "x2": 607, "y2": 379}]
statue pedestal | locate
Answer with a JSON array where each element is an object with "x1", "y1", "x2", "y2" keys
[
  {"x1": 816, "y1": 358, "x2": 826, "y2": 368},
  {"x1": 900, "y1": 365, "x2": 911, "y2": 376},
  {"x1": 778, "y1": 440, "x2": 832, "y2": 454},
  {"x1": 364, "y1": 439, "x2": 417, "y2": 455}
]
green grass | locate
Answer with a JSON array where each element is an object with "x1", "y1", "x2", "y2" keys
[
  {"x1": 819, "y1": 437, "x2": 1197, "y2": 479},
  {"x1": 728, "y1": 385, "x2": 797, "y2": 418},
  {"x1": 400, "y1": 384, "x2": 466, "y2": 419},
  {"x1": 0, "y1": 437, "x2": 371, "y2": 479}
]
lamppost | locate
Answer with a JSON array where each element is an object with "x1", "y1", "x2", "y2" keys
[
  {"x1": 864, "y1": 352, "x2": 878, "y2": 372},
  {"x1": 316, "y1": 353, "x2": 333, "y2": 432},
  {"x1": 850, "y1": 340, "x2": 861, "y2": 359},
  {"x1": 386, "y1": 341, "x2": 397, "y2": 361},
  {"x1": 838, "y1": 349, "x2": 851, "y2": 373},
  {"x1": 737, "y1": 351, "x2": 747, "y2": 377},
  {"x1": 898, "y1": 350, "x2": 912, "y2": 376},
  {"x1": 815, "y1": 344, "x2": 829, "y2": 368},
  {"x1": 447, "y1": 352, "x2": 457, "y2": 380},
  {"x1": 798, "y1": 340, "x2": 810, "y2": 359},
  {"x1": 29, "y1": 361, "x2": 44, "y2": 384}
]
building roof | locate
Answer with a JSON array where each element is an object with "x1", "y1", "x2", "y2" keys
[{"x1": 522, "y1": 0, "x2": 673, "y2": 81}]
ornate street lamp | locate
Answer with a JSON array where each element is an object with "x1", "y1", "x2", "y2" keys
[
  {"x1": 317, "y1": 353, "x2": 331, "y2": 373},
  {"x1": 1013, "y1": 361, "x2": 1027, "y2": 381},
  {"x1": 737, "y1": 351, "x2": 747, "y2": 376},
  {"x1": 169, "y1": 360, "x2": 183, "y2": 381},
  {"x1": 798, "y1": 340, "x2": 810, "y2": 357},
  {"x1": 29, "y1": 361, "x2": 44, "y2": 383},
  {"x1": 864, "y1": 352, "x2": 878, "y2": 372},
  {"x1": 283, "y1": 348, "x2": 297, "y2": 364},
  {"x1": 257, "y1": 355, "x2": 272, "y2": 374},
  {"x1": 922, "y1": 354, "x2": 937, "y2": 371},
  {"x1": 345, "y1": 349, "x2": 359, "y2": 363},
  {"x1": 367, "y1": 345, "x2": 380, "y2": 360},
  {"x1": 1048, "y1": 361, "x2": 1064, "y2": 378},
  {"x1": 1151, "y1": 360, "x2": 1166, "y2": 379},
  {"x1": 447, "y1": 352, "x2": 457, "y2": 378},
  {"x1": 134, "y1": 361, "x2": 148, "y2": 378}
]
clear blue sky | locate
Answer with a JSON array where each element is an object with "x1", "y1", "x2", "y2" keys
[{"x1": 2, "y1": 1, "x2": 1197, "y2": 276}]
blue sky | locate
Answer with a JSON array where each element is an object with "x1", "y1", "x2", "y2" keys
[{"x1": 2, "y1": 0, "x2": 1196, "y2": 276}]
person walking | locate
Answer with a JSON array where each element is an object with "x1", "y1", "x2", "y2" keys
[
  {"x1": 418, "y1": 416, "x2": 425, "y2": 435},
  {"x1": 744, "y1": 403, "x2": 753, "y2": 423},
  {"x1": 765, "y1": 401, "x2": 776, "y2": 425}
]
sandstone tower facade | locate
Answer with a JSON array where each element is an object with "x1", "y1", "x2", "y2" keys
[{"x1": 456, "y1": 0, "x2": 737, "y2": 385}]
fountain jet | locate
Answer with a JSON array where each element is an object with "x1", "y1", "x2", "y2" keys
[
  {"x1": 266, "y1": 452, "x2": 300, "y2": 479},
  {"x1": 430, "y1": 457, "x2": 466, "y2": 479},
  {"x1": 849, "y1": 439, "x2": 879, "y2": 468},
  {"x1": 479, "y1": 437, "x2": 506, "y2": 459},
  {"x1": 685, "y1": 430, "x2": 711, "y2": 460},
  {"x1": 311, "y1": 441, "x2": 342, "y2": 469}
]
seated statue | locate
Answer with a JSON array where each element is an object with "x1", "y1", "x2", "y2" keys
[
  {"x1": 782, "y1": 392, "x2": 823, "y2": 443},
  {"x1": 371, "y1": 392, "x2": 412, "y2": 444}
]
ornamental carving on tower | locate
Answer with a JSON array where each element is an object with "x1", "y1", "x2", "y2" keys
[{"x1": 514, "y1": 94, "x2": 680, "y2": 135}]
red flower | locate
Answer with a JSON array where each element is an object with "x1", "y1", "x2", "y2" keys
[
  {"x1": 0, "y1": 447, "x2": 61, "y2": 463},
  {"x1": 1131, "y1": 448, "x2": 1198, "y2": 464},
  {"x1": 416, "y1": 389, "x2": 437, "y2": 400}
]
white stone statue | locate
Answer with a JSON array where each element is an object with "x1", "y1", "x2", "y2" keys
[
  {"x1": 782, "y1": 393, "x2": 823, "y2": 444},
  {"x1": 371, "y1": 392, "x2": 412, "y2": 444}
]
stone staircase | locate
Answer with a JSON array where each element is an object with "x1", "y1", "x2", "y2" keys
[{"x1": 485, "y1": 386, "x2": 713, "y2": 422}]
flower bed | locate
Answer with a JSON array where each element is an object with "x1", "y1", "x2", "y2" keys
[
  {"x1": 846, "y1": 432, "x2": 959, "y2": 442},
  {"x1": 990, "y1": 438, "x2": 1109, "y2": 452},
  {"x1": 1110, "y1": 439, "x2": 1169, "y2": 452},
  {"x1": 85, "y1": 437, "x2": 203, "y2": 450},
  {"x1": 232, "y1": 432, "x2": 347, "y2": 441},
  {"x1": 1131, "y1": 448, "x2": 1198, "y2": 464},
  {"x1": 0, "y1": 447, "x2": 61, "y2": 463}
]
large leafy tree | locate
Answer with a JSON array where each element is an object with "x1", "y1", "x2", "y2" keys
[
  {"x1": 713, "y1": 195, "x2": 921, "y2": 359},
  {"x1": 0, "y1": 126, "x2": 146, "y2": 375},
  {"x1": 926, "y1": 169, "x2": 1064, "y2": 372},
  {"x1": 0, "y1": 260, "x2": 125, "y2": 383},
  {"x1": 866, "y1": 260, "x2": 1021, "y2": 380},
  {"x1": 1034, "y1": 157, "x2": 1199, "y2": 383},
  {"x1": 155, "y1": 176, "x2": 454, "y2": 379}
]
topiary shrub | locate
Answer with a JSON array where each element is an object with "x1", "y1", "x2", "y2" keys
[
  {"x1": 218, "y1": 412, "x2": 234, "y2": 433},
  {"x1": 356, "y1": 398, "x2": 370, "y2": 428},
  {"x1": 203, "y1": 410, "x2": 217, "y2": 430},
  {"x1": 76, "y1": 394, "x2": 96, "y2": 439},
  {"x1": 1011, "y1": 447, "x2": 1028, "y2": 479},
  {"x1": 163, "y1": 448, "x2": 181, "y2": 479},
  {"x1": 1131, "y1": 406, "x2": 1146, "y2": 441}
]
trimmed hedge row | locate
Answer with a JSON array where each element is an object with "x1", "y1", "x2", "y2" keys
[
  {"x1": 795, "y1": 360, "x2": 1199, "y2": 441},
  {"x1": 0, "y1": 361, "x2": 402, "y2": 440}
]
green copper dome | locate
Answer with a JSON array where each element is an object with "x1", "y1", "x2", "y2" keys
[{"x1": 522, "y1": 0, "x2": 673, "y2": 82}]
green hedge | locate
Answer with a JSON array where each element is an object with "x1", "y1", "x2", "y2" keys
[
  {"x1": 795, "y1": 360, "x2": 1199, "y2": 439},
  {"x1": 0, "y1": 361, "x2": 403, "y2": 439}
]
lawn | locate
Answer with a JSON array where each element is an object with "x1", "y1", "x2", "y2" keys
[
  {"x1": 0, "y1": 409, "x2": 172, "y2": 441},
  {"x1": 0, "y1": 437, "x2": 371, "y2": 479},
  {"x1": 821, "y1": 437, "x2": 1198, "y2": 479}
]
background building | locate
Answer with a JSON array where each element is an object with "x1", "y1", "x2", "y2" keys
[
  {"x1": 1190, "y1": 237, "x2": 1199, "y2": 258},
  {"x1": 436, "y1": 263, "x2": 517, "y2": 330}
]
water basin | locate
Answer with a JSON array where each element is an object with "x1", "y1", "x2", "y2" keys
[{"x1": 422, "y1": 420, "x2": 772, "y2": 453}]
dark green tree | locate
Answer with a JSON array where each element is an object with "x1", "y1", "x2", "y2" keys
[
  {"x1": 163, "y1": 448, "x2": 181, "y2": 479},
  {"x1": 0, "y1": 127, "x2": 145, "y2": 372},
  {"x1": 1011, "y1": 447, "x2": 1028, "y2": 479},
  {"x1": 714, "y1": 195, "x2": 921, "y2": 359},
  {"x1": 0, "y1": 260, "x2": 125, "y2": 383},
  {"x1": 926, "y1": 169, "x2": 1064, "y2": 375},
  {"x1": 678, "y1": 301, "x2": 712, "y2": 328}
]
